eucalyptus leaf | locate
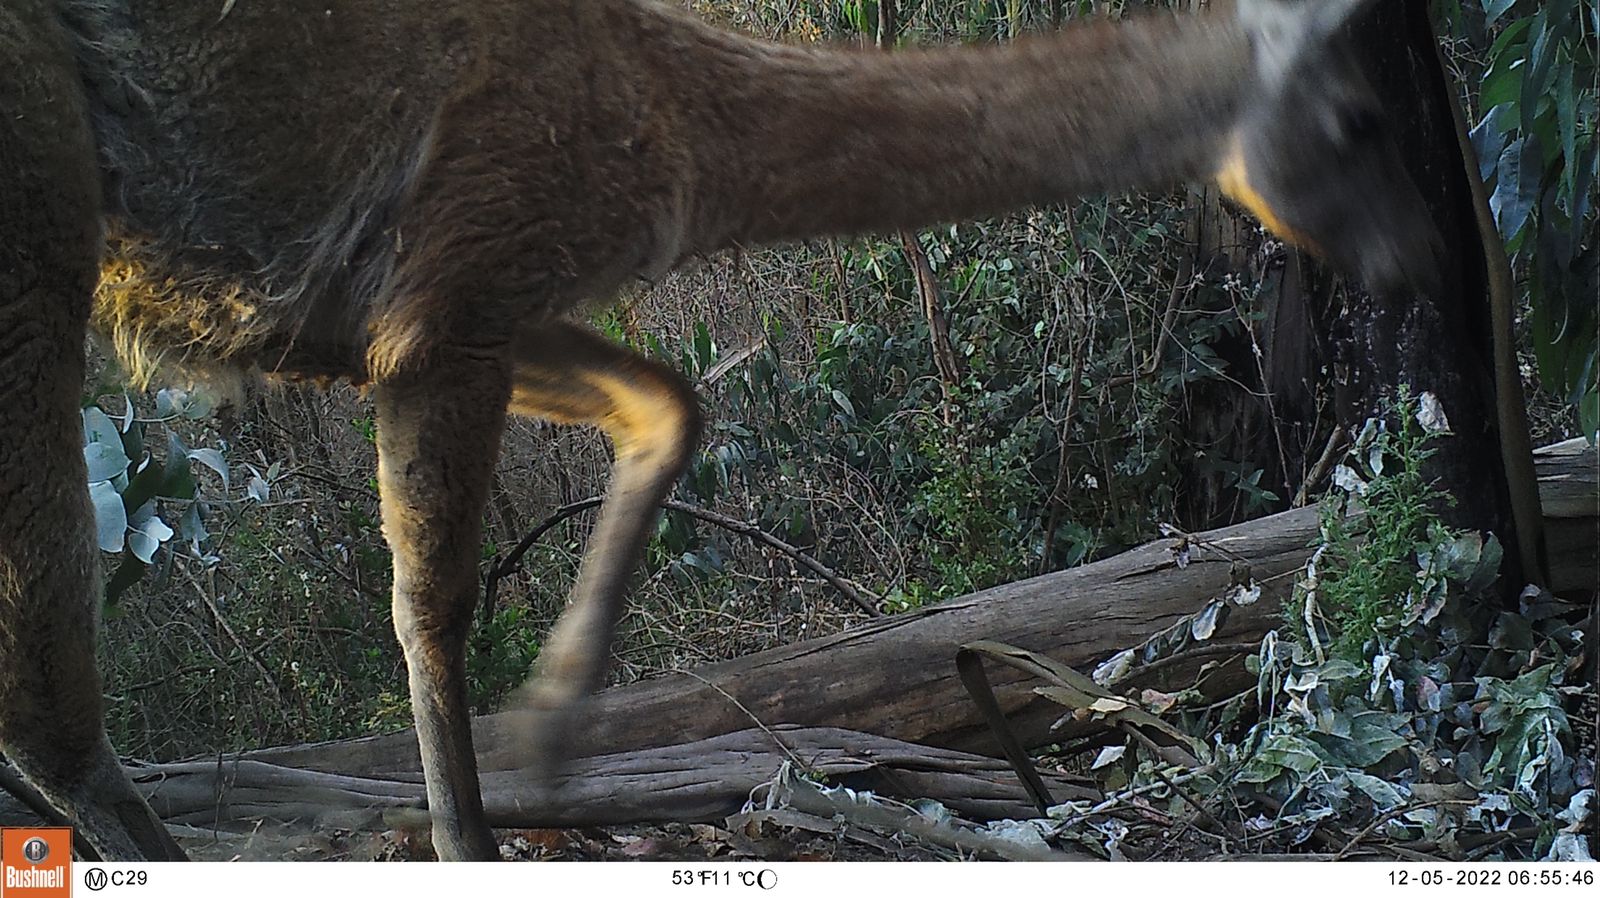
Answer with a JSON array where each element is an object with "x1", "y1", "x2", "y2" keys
[
  {"x1": 1332, "y1": 464, "x2": 1367, "y2": 495},
  {"x1": 829, "y1": 389, "x2": 856, "y2": 418},
  {"x1": 1480, "y1": 20, "x2": 1534, "y2": 112},
  {"x1": 120, "y1": 463, "x2": 165, "y2": 516},
  {"x1": 1465, "y1": 533, "x2": 1505, "y2": 594},
  {"x1": 119, "y1": 416, "x2": 144, "y2": 463},
  {"x1": 1090, "y1": 745, "x2": 1126, "y2": 770},
  {"x1": 104, "y1": 556, "x2": 147, "y2": 604},
  {"x1": 693, "y1": 321, "x2": 714, "y2": 372},
  {"x1": 1520, "y1": 12, "x2": 1556, "y2": 137},
  {"x1": 1189, "y1": 599, "x2": 1224, "y2": 640},
  {"x1": 1319, "y1": 659, "x2": 1365, "y2": 681},
  {"x1": 1434, "y1": 531, "x2": 1485, "y2": 579},
  {"x1": 1555, "y1": 63, "x2": 1578, "y2": 200},
  {"x1": 161, "y1": 445, "x2": 197, "y2": 500},
  {"x1": 179, "y1": 502, "x2": 211, "y2": 554},
  {"x1": 1546, "y1": 832, "x2": 1595, "y2": 862},
  {"x1": 1470, "y1": 105, "x2": 1511, "y2": 181},
  {"x1": 1346, "y1": 771, "x2": 1408, "y2": 810},
  {"x1": 1239, "y1": 733, "x2": 1326, "y2": 781},
  {"x1": 127, "y1": 529, "x2": 161, "y2": 564},
  {"x1": 1092, "y1": 649, "x2": 1135, "y2": 686},
  {"x1": 84, "y1": 441, "x2": 130, "y2": 483},
  {"x1": 1313, "y1": 725, "x2": 1408, "y2": 767},
  {"x1": 186, "y1": 448, "x2": 229, "y2": 491},
  {"x1": 153, "y1": 387, "x2": 182, "y2": 418},
  {"x1": 89, "y1": 481, "x2": 127, "y2": 553},
  {"x1": 1489, "y1": 136, "x2": 1541, "y2": 239},
  {"x1": 124, "y1": 504, "x2": 174, "y2": 564},
  {"x1": 1415, "y1": 392, "x2": 1452, "y2": 434},
  {"x1": 1482, "y1": 0, "x2": 1518, "y2": 27},
  {"x1": 82, "y1": 406, "x2": 122, "y2": 448}
]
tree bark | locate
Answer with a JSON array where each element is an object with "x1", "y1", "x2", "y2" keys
[
  {"x1": 261, "y1": 507, "x2": 1312, "y2": 775},
  {"x1": 0, "y1": 728, "x2": 1101, "y2": 832},
  {"x1": 1323, "y1": 1, "x2": 1524, "y2": 580}
]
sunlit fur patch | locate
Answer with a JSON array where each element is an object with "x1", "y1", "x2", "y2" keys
[
  {"x1": 93, "y1": 239, "x2": 261, "y2": 399},
  {"x1": 1214, "y1": 134, "x2": 1321, "y2": 255},
  {"x1": 508, "y1": 352, "x2": 699, "y2": 465},
  {"x1": 583, "y1": 369, "x2": 698, "y2": 464}
]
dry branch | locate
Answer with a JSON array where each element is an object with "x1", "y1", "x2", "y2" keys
[
  {"x1": 265, "y1": 503, "x2": 1312, "y2": 776},
  {"x1": 484, "y1": 497, "x2": 880, "y2": 619}
]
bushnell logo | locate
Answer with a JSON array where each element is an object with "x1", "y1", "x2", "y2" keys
[
  {"x1": 20, "y1": 837, "x2": 49, "y2": 864},
  {"x1": 2, "y1": 828, "x2": 71, "y2": 897}
]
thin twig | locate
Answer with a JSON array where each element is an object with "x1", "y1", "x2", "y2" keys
[
  {"x1": 183, "y1": 569, "x2": 285, "y2": 708},
  {"x1": 1050, "y1": 763, "x2": 1219, "y2": 828},
  {"x1": 663, "y1": 499, "x2": 882, "y2": 615},
  {"x1": 483, "y1": 497, "x2": 882, "y2": 622},
  {"x1": 1108, "y1": 641, "x2": 1260, "y2": 686},
  {"x1": 283, "y1": 466, "x2": 378, "y2": 502},
  {"x1": 674, "y1": 669, "x2": 811, "y2": 772},
  {"x1": 1142, "y1": 760, "x2": 1234, "y2": 845},
  {"x1": 1332, "y1": 799, "x2": 1466, "y2": 861},
  {"x1": 1293, "y1": 427, "x2": 1347, "y2": 508}
]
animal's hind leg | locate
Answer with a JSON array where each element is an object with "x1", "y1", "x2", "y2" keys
[
  {"x1": 0, "y1": 0, "x2": 184, "y2": 862},
  {"x1": 374, "y1": 354, "x2": 510, "y2": 861},
  {"x1": 502, "y1": 321, "x2": 701, "y2": 774}
]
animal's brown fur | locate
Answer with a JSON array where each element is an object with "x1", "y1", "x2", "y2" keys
[
  {"x1": 2, "y1": 0, "x2": 1436, "y2": 861},
  {"x1": 0, "y1": 0, "x2": 186, "y2": 862}
]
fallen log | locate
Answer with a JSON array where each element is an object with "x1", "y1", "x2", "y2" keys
[
  {"x1": 247, "y1": 439, "x2": 1594, "y2": 780},
  {"x1": 77, "y1": 728, "x2": 1096, "y2": 832},
  {"x1": 256, "y1": 509, "x2": 1311, "y2": 775},
  {"x1": 1536, "y1": 437, "x2": 1598, "y2": 594}
]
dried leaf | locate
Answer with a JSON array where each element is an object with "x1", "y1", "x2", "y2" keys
[
  {"x1": 1415, "y1": 391, "x2": 1452, "y2": 434},
  {"x1": 1092, "y1": 649, "x2": 1134, "y2": 686},
  {"x1": 1140, "y1": 688, "x2": 1180, "y2": 714},
  {"x1": 1090, "y1": 745, "x2": 1127, "y2": 770}
]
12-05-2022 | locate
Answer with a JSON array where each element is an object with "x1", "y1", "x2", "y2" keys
[{"x1": 1388, "y1": 869, "x2": 1595, "y2": 887}]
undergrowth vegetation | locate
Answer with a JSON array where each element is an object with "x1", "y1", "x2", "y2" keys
[
  {"x1": 908, "y1": 393, "x2": 1591, "y2": 860},
  {"x1": 1236, "y1": 394, "x2": 1589, "y2": 859}
]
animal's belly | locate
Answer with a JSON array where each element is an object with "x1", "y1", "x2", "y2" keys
[{"x1": 92, "y1": 225, "x2": 371, "y2": 387}]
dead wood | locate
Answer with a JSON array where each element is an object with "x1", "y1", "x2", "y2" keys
[
  {"x1": 81, "y1": 728, "x2": 1101, "y2": 833},
  {"x1": 259, "y1": 505, "x2": 1314, "y2": 776}
]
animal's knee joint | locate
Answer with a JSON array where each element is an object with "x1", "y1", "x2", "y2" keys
[{"x1": 588, "y1": 369, "x2": 701, "y2": 467}]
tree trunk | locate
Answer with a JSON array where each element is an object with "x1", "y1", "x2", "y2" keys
[
  {"x1": 1323, "y1": 1, "x2": 1525, "y2": 579},
  {"x1": 1177, "y1": 0, "x2": 1522, "y2": 548}
]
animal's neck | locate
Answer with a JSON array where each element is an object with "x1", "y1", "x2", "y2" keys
[{"x1": 656, "y1": 7, "x2": 1254, "y2": 255}]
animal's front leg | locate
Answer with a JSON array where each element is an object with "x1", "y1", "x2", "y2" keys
[
  {"x1": 374, "y1": 356, "x2": 510, "y2": 861},
  {"x1": 502, "y1": 322, "x2": 701, "y2": 777},
  {"x1": 0, "y1": 0, "x2": 185, "y2": 862}
]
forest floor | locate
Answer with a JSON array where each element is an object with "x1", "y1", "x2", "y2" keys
[{"x1": 178, "y1": 821, "x2": 957, "y2": 862}]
